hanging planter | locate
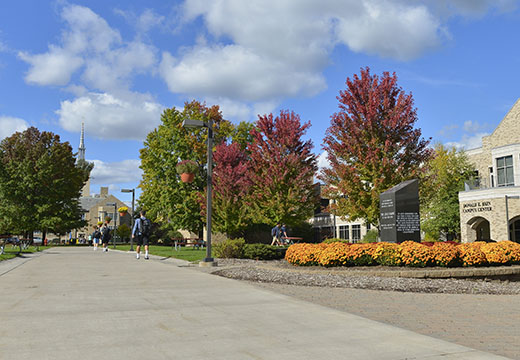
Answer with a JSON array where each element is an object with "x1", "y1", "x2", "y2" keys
[
  {"x1": 118, "y1": 206, "x2": 128, "y2": 217},
  {"x1": 176, "y1": 160, "x2": 198, "y2": 183},
  {"x1": 180, "y1": 172, "x2": 195, "y2": 183}
]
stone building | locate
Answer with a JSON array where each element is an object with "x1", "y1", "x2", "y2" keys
[{"x1": 459, "y1": 99, "x2": 520, "y2": 242}]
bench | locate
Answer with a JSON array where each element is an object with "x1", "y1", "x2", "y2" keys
[
  {"x1": 281, "y1": 237, "x2": 303, "y2": 245},
  {"x1": 172, "y1": 238, "x2": 205, "y2": 251},
  {"x1": 0, "y1": 237, "x2": 32, "y2": 255}
]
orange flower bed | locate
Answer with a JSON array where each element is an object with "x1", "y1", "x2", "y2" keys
[
  {"x1": 285, "y1": 240, "x2": 520, "y2": 268},
  {"x1": 284, "y1": 243, "x2": 328, "y2": 266},
  {"x1": 458, "y1": 242, "x2": 487, "y2": 267}
]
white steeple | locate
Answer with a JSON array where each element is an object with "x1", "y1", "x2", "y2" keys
[{"x1": 78, "y1": 122, "x2": 86, "y2": 161}]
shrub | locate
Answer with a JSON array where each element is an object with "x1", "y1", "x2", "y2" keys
[
  {"x1": 285, "y1": 243, "x2": 328, "y2": 266},
  {"x1": 481, "y1": 241, "x2": 520, "y2": 265},
  {"x1": 213, "y1": 238, "x2": 245, "y2": 258},
  {"x1": 429, "y1": 242, "x2": 460, "y2": 267},
  {"x1": 318, "y1": 242, "x2": 351, "y2": 266},
  {"x1": 458, "y1": 242, "x2": 487, "y2": 267},
  {"x1": 362, "y1": 229, "x2": 379, "y2": 243},
  {"x1": 373, "y1": 242, "x2": 402, "y2": 266},
  {"x1": 243, "y1": 244, "x2": 285, "y2": 260},
  {"x1": 322, "y1": 238, "x2": 349, "y2": 244},
  {"x1": 399, "y1": 241, "x2": 432, "y2": 267}
]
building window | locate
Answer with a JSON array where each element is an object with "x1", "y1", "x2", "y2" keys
[
  {"x1": 339, "y1": 225, "x2": 349, "y2": 240},
  {"x1": 352, "y1": 225, "x2": 361, "y2": 242},
  {"x1": 366, "y1": 223, "x2": 371, "y2": 230},
  {"x1": 497, "y1": 155, "x2": 514, "y2": 187},
  {"x1": 489, "y1": 167, "x2": 494, "y2": 188}
]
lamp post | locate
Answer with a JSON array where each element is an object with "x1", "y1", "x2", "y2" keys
[
  {"x1": 106, "y1": 202, "x2": 117, "y2": 248},
  {"x1": 121, "y1": 188, "x2": 135, "y2": 251},
  {"x1": 182, "y1": 117, "x2": 214, "y2": 265}
]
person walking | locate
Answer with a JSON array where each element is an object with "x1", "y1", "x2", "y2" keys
[
  {"x1": 101, "y1": 220, "x2": 111, "y2": 252},
  {"x1": 132, "y1": 210, "x2": 151, "y2": 260},
  {"x1": 92, "y1": 225, "x2": 101, "y2": 251},
  {"x1": 281, "y1": 224, "x2": 288, "y2": 245},
  {"x1": 270, "y1": 223, "x2": 281, "y2": 246}
]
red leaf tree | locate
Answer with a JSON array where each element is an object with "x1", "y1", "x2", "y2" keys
[
  {"x1": 321, "y1": 67, "x2": 431, "y2": 227},
  {"x1": 247, "y1": 110, "x2": 318, "y2": 226},
  {"x1": 211, "y1": 142, "x2": 252, "y2": 237}
]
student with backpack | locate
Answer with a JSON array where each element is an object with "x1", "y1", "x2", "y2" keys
[
  {"x1": 132, "y1": 210, "x2": 151, "y2": 260},
  {"x1": 101, "y1": 220, "x2": 111, "y2": 252},
  {"x1": 92, "y1": 225, "x2": 101, "y2": 251}
]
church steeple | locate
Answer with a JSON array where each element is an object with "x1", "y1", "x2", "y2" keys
[{"x1": 78, "y1": 122, "x2": 86, "y2": 161}]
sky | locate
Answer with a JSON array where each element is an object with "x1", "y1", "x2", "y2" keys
[{"x1": 1, "y1": 0, "x2": 520, "y2": 204}]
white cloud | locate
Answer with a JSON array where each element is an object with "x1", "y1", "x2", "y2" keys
[
  {"x1": 446, "y1": 132, "x2": 489, "y2": 150},
  {"x1": 334, "y1": 2, "x2": 441, "y2": 60},
  {"x1": 90, "y1": 159, "x2": 142, "y2": 185},
  {"x1": 19, "y1": 4, "x2": 157, "y2": 92},
  {"x1": 18, "y1": 46, "x2": 84, "y2": 86},
  {"x1": 0, "y1": 116, "x2": 29, "y2": 140},
  {"x1": 160, "y1": 45, "x2": 326, "y2": 102},
  {"x1": 56, "y1": 92, "x2": 163, "y2": 140}
]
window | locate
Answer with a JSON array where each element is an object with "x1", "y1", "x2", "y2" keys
[
  {"x1": 339, "y1": 225, "x2": 349, "y2": 240},
  {"x1": 497, "y1": 155, "x2": 514, "y2": 187},
  {"x1": 366, "y1": 223, "x2": 371, "y2": 230},
  {"x1": 352, "y1": 225, "x2": 361, "y2": 241},
  {"x1": 489, "y1": 167, "x2": 494, "y2": 188}
]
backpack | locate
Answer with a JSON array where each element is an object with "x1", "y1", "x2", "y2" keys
[
  {"x1": 139, "y1": 218, "x2": 151, "y2": 237},
  {"x1": 271, "y1": 226, "x2": 277, "y2": 237},
  {"x1": 102, "y1": 226, "x2": 111, "y2": 241},
  {"x1": 93, "y1": 230, "x2": 101, "y2": 239}
]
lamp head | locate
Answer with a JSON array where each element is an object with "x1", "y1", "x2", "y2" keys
[{"x1": 182, "y1": 119, "x2": 206, "y2": 128}]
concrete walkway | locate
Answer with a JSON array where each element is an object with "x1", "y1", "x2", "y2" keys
[{"x1": 0, "y1": 247, "x2": 510, "y2": 360}]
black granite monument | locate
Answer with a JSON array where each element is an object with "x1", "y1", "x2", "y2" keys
[{"x1": 380, "y1": 179, "x2": 420, "y2": 243}]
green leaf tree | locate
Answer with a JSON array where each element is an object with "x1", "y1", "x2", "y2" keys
[
  {"x1": 420, "y1": 143, "x2": 474, "y2": 240},
  {"x1": 321, "y1": 67, "x2": 431, "y2": 227},
  {"x1": 138, "y1": 100, "x2": 231, "y2": 235},
  {"x1": 0, "y1": 127, "x2": 88, "y2": 238}
]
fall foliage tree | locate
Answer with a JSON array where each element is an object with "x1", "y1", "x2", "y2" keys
[
  {"x1": 321, "y1": 67, "x2": 431, "y2": 227},
  {"x1": 247, "y1": 110, "x2": 318, "y2": 226},
  {"x1": 211, "y1": 142, "x2": 252, "y2": 237},
  {"x1": 0, "y1": 127, "x2": 88, "y2": 237},
  {"x1": 138, "y1": 100, "x2": 231, "y2": 235},
  {"x1": 420, "y1": 143, "x2": 474, "y2": 240}
]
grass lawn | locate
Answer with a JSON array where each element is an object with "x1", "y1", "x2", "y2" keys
[
  {"x1": 115, "y1": 244, "x2": 206, "y2": 262},
  {"x1": 0, "y1": 245, "x2": 52, "y2": 262}
]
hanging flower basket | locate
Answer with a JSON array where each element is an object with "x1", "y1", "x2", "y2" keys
[
  {"x1": 118, "y1": 206, "x2": 128, "y2": 217},
  {"x1": 176, "y1": 160, "x2": 198, "y2": 183},
  {"x1": 180, "y1": 172, "x2": 195, "y2": 183}
]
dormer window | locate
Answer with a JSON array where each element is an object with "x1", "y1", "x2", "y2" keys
[{"x1": 497, "y1": 155, "x2": 514, "y2": 187}]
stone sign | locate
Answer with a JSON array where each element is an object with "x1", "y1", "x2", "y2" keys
[{"x1": 380, "y1": 179, "x2": 420, "y2": 243}]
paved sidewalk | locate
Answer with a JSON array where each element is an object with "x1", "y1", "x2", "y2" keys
[{"x1": 0, "y1": 247, "x2": 511, "y2": 360}]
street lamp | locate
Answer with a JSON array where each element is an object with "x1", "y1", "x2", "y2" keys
[
  {"x1": 182, "y1": 117, "x2": 214, "y2": 266},
  {"x1": 121, "y1": 188, "x2": 135, "y2": 251},
  {"x1": 106, "y1": 202, "x2": 117, "y2": 248}
]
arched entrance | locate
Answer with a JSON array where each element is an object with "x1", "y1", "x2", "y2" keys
[
  {"x1": 467, "y1": 216, "x2": 491, "y2": 241},
  {"x1": 509, "y1": 216, "x2": 520, "y2": 242}
]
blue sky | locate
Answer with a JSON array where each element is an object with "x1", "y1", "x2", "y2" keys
[{"x1": 1, "y1": 0, "x2": 520, "y2": 204}]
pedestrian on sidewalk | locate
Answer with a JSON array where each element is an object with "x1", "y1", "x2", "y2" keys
[
  {"x1": 92, "y1": 225, "x2": 101, "y2": 251},
  {"x1": 270, "y1": 223, "x2": 281, "y2": 246},
  {"x1": 132, "y1": 210, "x2": 151, "y2": 260},
  {"x1": 101, "y1": 220, "x2": 111, "y2": 252}
]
